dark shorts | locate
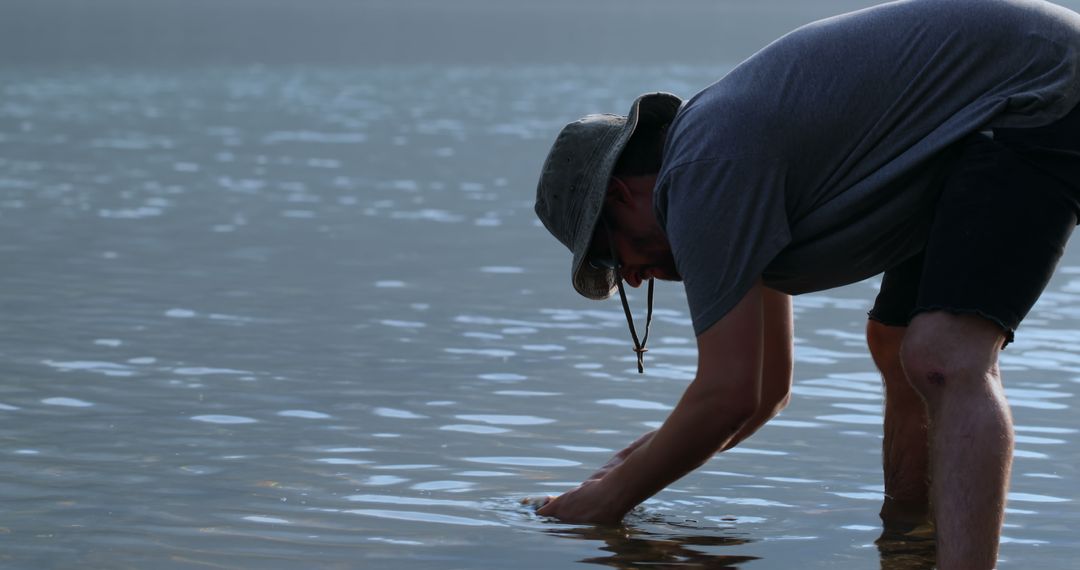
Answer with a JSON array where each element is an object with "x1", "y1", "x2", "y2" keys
[{"x1": 869, "y1": 101, "x2": 1080, "y2": 346}]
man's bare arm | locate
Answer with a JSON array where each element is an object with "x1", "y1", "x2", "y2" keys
[
  {"x1": 723, "y1": 286, "x2": 792, "y2": 449},
  {"x1": 537, "y1": 280, "x2": 776, "y2": 522}
]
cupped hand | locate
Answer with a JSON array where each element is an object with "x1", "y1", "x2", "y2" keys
[
  {"x1": 534, "y1": 479, "x2": 626, "y2": 524},
  {"x1": 526, "y1": 431, "x2": 654, "y2": 524}
]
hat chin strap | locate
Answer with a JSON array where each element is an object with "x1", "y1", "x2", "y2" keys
[{"x1": 615, "y1": 276, "x2": 654, "y2": 373}]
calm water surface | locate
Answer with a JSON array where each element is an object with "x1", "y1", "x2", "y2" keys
[{"x1": 2, "y1": 65, "x2": 1078, "y2": 569}]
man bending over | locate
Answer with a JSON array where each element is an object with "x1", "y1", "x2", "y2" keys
[{"x1": 532, "y1": 0, "x2": 1080, "y2": 567}]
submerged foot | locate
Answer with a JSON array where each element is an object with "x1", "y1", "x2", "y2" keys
[
  {"x1": 879, "y1": 497, "x2": 932, "y2": 537},
  {"x1": 877, "y1": 499, "x2": 936, "y2": 569}
]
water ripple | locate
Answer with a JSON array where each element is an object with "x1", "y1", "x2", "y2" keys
[
  {"x1": 815, "y1": 414, "x2": 880, "y2": 425},
  {"x1": 1008, "y1": 492, "x2": 1069, "y2": 503},
  {"x1": 316, "y1": 458, "x2": 371, "y2": 465},
  {"x1": 455, "y1": 414, "x2": 554, "y2": 426},
  {"x1": 261, "y1": 130, "x2": 368, "y2": 144},
  {"x1": 445, "y1": 348, "x2": 516, "y2": 358},
  {"x1": 478, "y1": 373, "x2": 527, "y2": 382},
  {"x1": 695, "y1": 495, "x2": 794, "y2": 508},
  {"x1": 42, "y1": 397, "x2": 95, "y2": 407},
  {"x1": 360, "y1": 475, "x2": 408, "y2": 486},
  {"x1": 346, "y1": 509, "x2": 504, "y2": 527},
  {"x1": 190, "y1": 414, "x2": 257, "y2": 424},
  {"x1": 495, "y1": 390, "x2": 560, "y2": 396},
  {"x1": 345, "y1": 494, "x2": 477, "y2": 508},
  {"x1": 410, "y1": 480, "x2": 474, "y2": 491},
  {"x1": 373, "y1": 407, "x2": 427, "y2": 419},
  {"x1": 278, "y1": 410, "x2": 332, "y2": 419},
  {"x1": 464, "y1": 456, "x2": 581, "y2": 467},
  {"x1": 243, "y1": 515, "x2": 290, "y2": 524},
  {"x1": 42, "y1": 360, "x2": 133, "y2": 377},
  {"x1": 596, "y1": 399, "x2": 671, "y2": 411}
]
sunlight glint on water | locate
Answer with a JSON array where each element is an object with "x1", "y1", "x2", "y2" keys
[{"x1": 0, "y1": 65, "x2": 1077, "y2": 569}]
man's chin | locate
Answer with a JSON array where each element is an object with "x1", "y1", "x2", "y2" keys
[{"x1": 652, "y1": 268, "x2": 682, "y2": 282}]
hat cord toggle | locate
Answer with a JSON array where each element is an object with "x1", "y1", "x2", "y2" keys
[{"x1": 615, "y1": 276, "x2": 654, "y2": 373}]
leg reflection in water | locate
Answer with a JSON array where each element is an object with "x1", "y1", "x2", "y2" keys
[{"x1": 876, "y1": 524, "x2": 936, "y2": 570}]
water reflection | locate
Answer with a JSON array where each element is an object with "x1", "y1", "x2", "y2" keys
[
  {"x1": 538, "y1": 508, "x2": 940, "y2": 569},
  {"x1": 545, "y1": 519, "x2": 759, "y2": 569},
  {"x1": 875, "y1": 528, "x2": 936, "y2": 570}
]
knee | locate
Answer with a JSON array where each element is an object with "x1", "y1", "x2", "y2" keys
[
  {"x1": 898, "y1": 340, "x2": 946, "y2": 405},
  {"x1": 898, "y1": 313, "x2": 1004, "y2": 405}
]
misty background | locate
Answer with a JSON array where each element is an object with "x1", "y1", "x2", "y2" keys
[{"x1": 4, "y1": 0, "x2": 897, "y2": 67}]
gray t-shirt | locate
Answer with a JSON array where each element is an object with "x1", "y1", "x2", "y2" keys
[{"x1": 655, "y1": 0, "x2": 1080, "y2": 335}]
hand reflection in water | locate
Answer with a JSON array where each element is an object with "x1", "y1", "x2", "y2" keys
[
  {"x1": 535, "y1": 516, "x2": 938, "y2": 570},
  {"x1": 541, "y1": 519, "x2": 759, "y2": 570},
  {"x1": 524, "y1": 499, "x2": 941, "y2": 569},
  {"x1": 522, "y1": 429, "x2": 940, "y2": 569}
]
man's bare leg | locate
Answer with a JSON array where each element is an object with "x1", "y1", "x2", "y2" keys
[
  {"x1": 901, "y1": 311, "x2": 1013, "y2": 570},
  {"x1": 866, "y1": 320, "x2": 931, "y2": 529}
]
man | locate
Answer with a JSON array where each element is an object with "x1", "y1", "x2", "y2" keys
[{"x1": 531, "y1": 0, "x2": 1080, "y2": 568}]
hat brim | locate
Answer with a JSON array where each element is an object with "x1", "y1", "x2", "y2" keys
[{"x1": 570, "y1": 92, "x2": 682, "y2": 300}]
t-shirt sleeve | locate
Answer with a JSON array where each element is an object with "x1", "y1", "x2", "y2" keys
[{"x1": 658, "y1": 156, "x2": 792, "y2": 336}]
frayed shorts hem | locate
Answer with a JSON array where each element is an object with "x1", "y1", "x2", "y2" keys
[
  {"x1": 867, "y1": 101, "x2": 1080, "y2": 350},
  {"x1": 867, "y1": 306, "x2": 1015, "y2": 348}
]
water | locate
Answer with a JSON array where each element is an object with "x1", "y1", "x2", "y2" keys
[{"x1": 2, "y1": 64, "x2": 1079, "y2": 569}]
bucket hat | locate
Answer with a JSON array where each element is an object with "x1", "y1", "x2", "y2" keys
[
  {"x1": 534, "y1": 92, "x2": 682, "y2": 300},
  {"x1": 534, "y1": 92, "x2": 682, "y2": 372}
]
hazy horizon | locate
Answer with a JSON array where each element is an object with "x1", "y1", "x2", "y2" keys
[{"x1": 0, "y1": 0, "x2": 914, "y2": 66}]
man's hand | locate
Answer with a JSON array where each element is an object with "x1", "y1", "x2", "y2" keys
[
  {"x1": 530, "y1": 431, "x2": 657, "y2": 523},
  {"x1": 535, "y1": 478, "x2": 625, "y2": 523},
  {"x1": 531, "y1": 282, "x2": 787, "y2": 525}
]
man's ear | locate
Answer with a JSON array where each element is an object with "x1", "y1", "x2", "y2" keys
[{"x1": 606, "y1": 176, "x2": 633, "y2": 206}]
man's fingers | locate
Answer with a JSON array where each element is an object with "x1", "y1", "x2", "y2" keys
[{"x1": 523, "y1": 495, "x2": 555, "y2": 512}]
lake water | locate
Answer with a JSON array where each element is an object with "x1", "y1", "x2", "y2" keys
[{"x1": 2, "y1": 65, "x2": 1079, "y2": 569}]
